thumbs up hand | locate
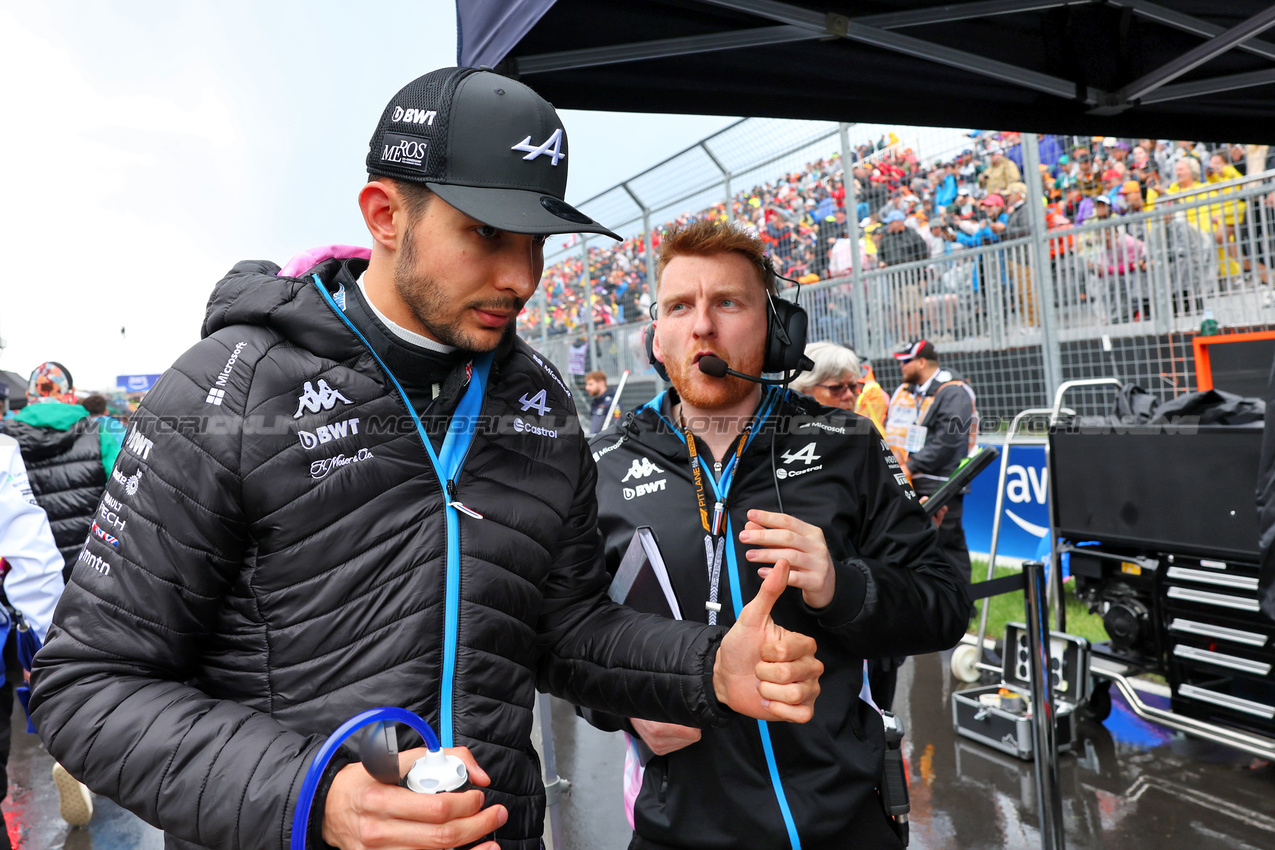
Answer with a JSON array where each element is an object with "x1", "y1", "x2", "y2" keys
[{"x1": 712, "y1": 559, "x2": 823, "y2": 723}]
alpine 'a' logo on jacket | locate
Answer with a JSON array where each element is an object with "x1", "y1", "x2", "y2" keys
[{"x1": 293, "y1": 380, "x2": 353, "y2": 419}]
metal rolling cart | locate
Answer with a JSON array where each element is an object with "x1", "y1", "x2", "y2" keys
[
  {"x1": 951, "y1": 378, "x2": 1126, "y2": 684},
  {"x1": 947, "y1": 379, "x2": 1129, "y2": 850}
]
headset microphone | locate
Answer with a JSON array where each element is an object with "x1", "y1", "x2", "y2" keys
[{"x1": 697, "y1": 354, "x2": 801, "y2": 385}]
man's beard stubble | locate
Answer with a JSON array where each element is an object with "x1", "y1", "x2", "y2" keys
[
  {"x1": 394, "y1": 225, "x2": 523, "y2": 353},
  {"x1": 665, "y1": 345, "x2": 764, "y2": 411}
]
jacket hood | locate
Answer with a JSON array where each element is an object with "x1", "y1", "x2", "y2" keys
[
  {"x1": 201, "y1": 258, "x2": 369, "y2": 363},
  {"x1": 15, "y1": 401, "x2": 88, "y2": 431},
  {"x1": 201, "y1": 253, "x2": 521, "y2": 374}
]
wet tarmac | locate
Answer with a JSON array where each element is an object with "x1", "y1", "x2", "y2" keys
[
  {"x1": 4, "y1": 647, "x2": 1273, "y2": 848},
  {"x1": 548, "y1": 647, "x2": 1275, "y2": 850}
]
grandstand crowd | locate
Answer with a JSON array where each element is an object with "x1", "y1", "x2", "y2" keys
[{"x1": 520, "y1": 131, "x2": 1275, "y2": 337}]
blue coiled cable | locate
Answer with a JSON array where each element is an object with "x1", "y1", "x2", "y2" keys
[{"x1": 290, "y1": 707, "x2": 442, "y2": 850}]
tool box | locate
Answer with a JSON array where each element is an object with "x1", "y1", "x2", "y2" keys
[{"x1": 952, "y1": 623, "x2": 1091, "y2": 760}]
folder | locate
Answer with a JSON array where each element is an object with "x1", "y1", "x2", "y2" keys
[{"x1": 609, "y1": 526, "x2": 682, "y2": 621}]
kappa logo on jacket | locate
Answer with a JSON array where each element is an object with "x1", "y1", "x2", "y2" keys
[
  {"x1": 294, "y1": 380, "x2": 353, "y2": 419},
  {"x1": 621, "y1": 457, "x2": 664, "y2": 482}
]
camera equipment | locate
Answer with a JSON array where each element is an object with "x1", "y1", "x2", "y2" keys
[{"x1": 1051, "y1": 423, "x2": 1275, "y2": 755}]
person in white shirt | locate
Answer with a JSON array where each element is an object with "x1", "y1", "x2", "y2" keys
[{"x1": 1, "y1": 433, "x2": 93, "y2": 834}]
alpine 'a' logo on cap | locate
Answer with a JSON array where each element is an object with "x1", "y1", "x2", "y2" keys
[
  {"x1": 511, "y1": 129, "x2": 565, "y2": 165},
  {"x1": 381, "y1": 133, "x2": 430, "y2": 171}
]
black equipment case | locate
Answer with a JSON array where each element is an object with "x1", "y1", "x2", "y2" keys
[{"x1": 953, "y1": 623, "x2": 1091, "y2": 760}]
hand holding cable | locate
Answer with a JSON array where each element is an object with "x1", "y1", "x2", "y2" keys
[
  {"x1": 740, "y1": 509, "x2": 837, "y2": 610},
  {"x1": 712, "y1": 559, "x2": 823, "y2": 723},
  {"x1": 322, "y1": 745, "x2": 504, "y2": 850},
  {"x1": 291, "y1": 708, "x2": 505, "y2": 850}
]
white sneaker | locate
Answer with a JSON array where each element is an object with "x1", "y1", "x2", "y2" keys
[{"x1": 52, "y1": 762, "x2": 93, "y2": 827}]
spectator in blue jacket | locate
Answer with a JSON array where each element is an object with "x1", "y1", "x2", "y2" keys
[{"x1": 934, "y1": 164, "x2": 959, "y2": 211}]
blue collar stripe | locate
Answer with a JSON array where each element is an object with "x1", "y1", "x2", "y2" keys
[
  {"x1": 724, "y1": 515, "x2": 802, "y2": 850},
  {"x1": 312, "y1": 275, "x2": 491, "y2": 747}
]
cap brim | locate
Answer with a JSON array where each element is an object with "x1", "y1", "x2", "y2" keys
[{"x1": 428, "y1": 183, "x2": 621, "y2": 241}]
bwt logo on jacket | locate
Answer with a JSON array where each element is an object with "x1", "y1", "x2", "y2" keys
[
  {"x1": 294, "y1": 380, "x2": 353, "y2": 419},
  {"x1": 621, "y1": 457, "x2": 664, "y2": 482},
  {"x1": 391, "y1": 106, "x2": 436, "y2": 126},
  {"x1": 124, "y1": 428, "x2": 153, "y2": 461},
  {"x1": 623, "y1": 479, "x2": 667, "y2": 501},
  {"x1": 298, "y1": 418, "x2": 361, "y2": 451}
]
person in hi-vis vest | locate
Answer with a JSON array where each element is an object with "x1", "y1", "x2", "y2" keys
[{"x1": 885, "y1": 340, "x2": 978, "y2": 583}]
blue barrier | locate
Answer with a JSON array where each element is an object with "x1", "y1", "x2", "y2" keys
[{"x1": 963, "y1": 443, "x2": 1051, "y2": 562}]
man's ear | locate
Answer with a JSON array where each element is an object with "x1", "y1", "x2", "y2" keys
[
  {"x1": 650, "y1": 319, "x2": 665, "y2": 365},
  {"x1": 358, "y1": 180, "x2": 401, "y2": 252}
]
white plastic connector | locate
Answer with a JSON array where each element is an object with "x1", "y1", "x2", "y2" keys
[{"x1": 404, "y1": 749, "x2": 469, "y2": 794}]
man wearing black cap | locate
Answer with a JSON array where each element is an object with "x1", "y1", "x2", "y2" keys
[
  {"x1": 30, "y1": 68, "x2": 822, "y2": 850},
  {"x1": 884, "y1": 341, "x2": 978, "y2": 583}
]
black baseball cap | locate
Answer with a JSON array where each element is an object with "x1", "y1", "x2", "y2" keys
[
  {"x1": 893, "y1": 339, "x2": 938, "y2": 362},
  {"x1": 367, "y1": 67, "x2": 619, "y2": 240}
]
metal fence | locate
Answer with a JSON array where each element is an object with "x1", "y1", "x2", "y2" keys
[{"x1": 525, "y1": 119, "x2": 1275, "y2": 422}]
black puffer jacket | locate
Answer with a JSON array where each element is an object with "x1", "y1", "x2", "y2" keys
[
  {"x1": 31, "y1": 258, "x2": 728, "y2": 850},
  {"x1": 1, "y1": 408, "x2": 106, "y2": 572},
  {"x1": 589, "y1": 389, "x2": 970, "y2": 850}
]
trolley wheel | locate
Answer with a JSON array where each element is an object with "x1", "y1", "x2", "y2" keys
[
  {"x1": 951, "y1": 643, "x2": 983, "y2": 683},
  {"x1": 1082, "y1": 679, "x2": 1113, "y2": 722}
]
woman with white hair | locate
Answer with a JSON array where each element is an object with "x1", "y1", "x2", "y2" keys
[{"x1": 790, "y1": 341, "x2": 861, "y2": 410}]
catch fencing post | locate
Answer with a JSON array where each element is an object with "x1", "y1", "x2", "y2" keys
[
  {"x1": 1021, "y1": 132, "x2": 1062, "y2": 401},
  {"x1": 701, "y1": 141, "x2": 732, "y2": 221},
  {"x1": 841, "y1": 122, "x2": 869, "y2": 355},
  {"x1": 581, "y1": 236, "x2": 595, "y2": 372}
]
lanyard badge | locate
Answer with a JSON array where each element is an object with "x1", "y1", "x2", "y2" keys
[{"x1": 681, "y1": 415, "x2": 753, "y2": 625}]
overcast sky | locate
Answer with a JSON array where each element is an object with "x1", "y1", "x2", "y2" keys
[{"x1": 0, "y1": 0, "x2": 737, "y2": 391}]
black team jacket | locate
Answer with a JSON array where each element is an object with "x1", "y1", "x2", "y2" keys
[
  {"x1": 30, "y1": 257, "x2": 733, "y2": 850},
  {"x1": 589, "y1": 387, "x2": 970, "y2": 850}
]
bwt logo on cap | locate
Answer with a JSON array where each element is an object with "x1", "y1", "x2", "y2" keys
[{"x1": 392, "y1": 107, "x2": 436, "y2": 126}]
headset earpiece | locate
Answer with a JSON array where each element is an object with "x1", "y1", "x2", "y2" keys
[
  {"x1": 644, "y1": 323, "x2": 669, "y2": 382},
  {"x1": 763, "y1": 295, "x2": 810, "y2": 375}
]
